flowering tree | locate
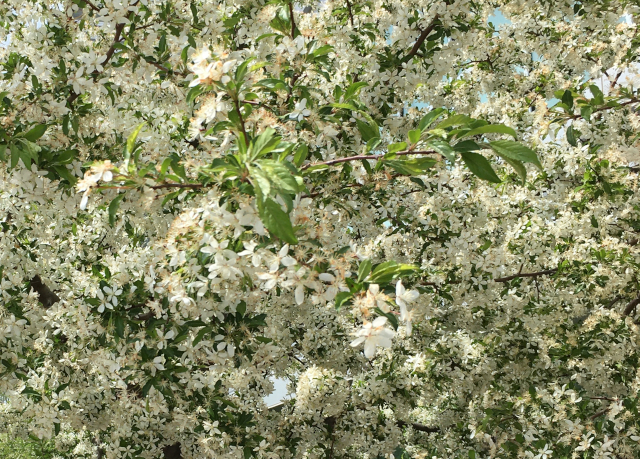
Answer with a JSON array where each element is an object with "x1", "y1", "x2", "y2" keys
[{"x1": 0, "y1": 0, "x2": 639, "y2": 458}]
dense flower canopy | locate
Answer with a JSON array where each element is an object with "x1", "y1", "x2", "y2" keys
[{"x1": 0, "y1": 0, "x2": 639, "y2": 458}]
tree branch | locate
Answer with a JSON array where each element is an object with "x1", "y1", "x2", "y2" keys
[
  {"x1": 69, "y1": 2, "x2": 140, "y2": 106},
  {"x1": 233, "y1": 98, "x2": 250, "y2": 144},
  {"x1": 82, "y1": 0, "x2": 101, "y2": 13},
  {"x1": 494, "y1": 269, "x2": 557, "y2": 283},
  {"x1": 345, "y1": 0, "x2": 355, "y2": 27},
  {"x1": 300, "y1": 150, "x2": 438, "y2": 170},
  {"x1": 403, "y1": 14, "x2": 440, "y2": 63},
  {"x1": 622, "y1": 294, "x2": 640, "y2": 317},
  {"x1": 163, "y1": 443, "x2": 182, "y2": 459},
  {"x1": 30, "y1": 275, "x2": 61, "y2": 308},
  {"x1": 289, "y1": 2, "x2": 296, "y2": 38},
  {"x1": 568, "y1": 98, "x2": 639, "y2": 120},
  {"x1": 150, "y1": 183, "x2": 204, "y2": 190},
  {"x1": 397, "y1": 420, "x2": 439, "y2": 433}
]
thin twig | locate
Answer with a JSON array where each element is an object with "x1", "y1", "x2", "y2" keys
[
  {"x1": 569, "y1": 98, "x2": 639, "y2": 119},
  {"x1": 590, "y1": 408, "x2": 609, "y2": 420},
  {"x1": 345, "y1": 0, "x2": 354, "y2": 27},
  {"x1": 82, "y1": 0, "x2": 101, "y2": 12},
  {"x1": 494, "y1": 269, "x2": 557, "y2": 283},
  {"x1": 610, "y1": 69, "x2": 624, "y2": 90},
  {"x1": 233, "y1": 98, "x2": 250, "y2": 144},
  {"x1": 150, "y1": 183, "x2": 204, "y2": 190},
  {"x1": 300, "y1": 150, "x2": 438, "y2": 170}
]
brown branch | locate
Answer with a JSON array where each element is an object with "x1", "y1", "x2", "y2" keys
[
  {"x1": 150, "y1": 183, "x2": 204, "y2": 190},
  {"x1": 68, "y1": 2, "x2": 140, "y2": 106},
  {"x1": 82, "y1": 0, "x2": 101, "y2": 12},
  {"x1": 300, "y1": 150, "x2": 438, "y2": 170},
  {"x1": 30, "y1": 275, "x2": 61, "y2": 308},
  {"x1": 494, "y1": 269, "x2": 557, "y2": 283},
  {"x1": 289, "y1": 2, "x2": 296, "y2": 38},
  {"x1": 569, "y1": 98, "x2": 639, "y2": 119},
  {"x1": 622, "y1": 294, "x2": 640, "y2": 317},
  {"x1": 397, "y1": 420, "x2": 439, "y2": 433},
  {"x1": 134, "y1": 51, "x2": 188, "y2": 76},
  {"x1": 101, "y1": 23, "x2": 127, "y2": 68},
  {"x1": 403, "y1": 14, "x2": 440, "y2": 63},
  {"x1": 610, "y1": 69, "x2": 624, "y2": 90},
  {"x1": 590, "y1": 408, "x2": 609, "y2": 420},
  {"x1": 135, "y1": 311, "x2": 156, "y2": 321},
  {"x1": 345, "y1": 0, "x2": 355, "y2": 27},
  {"x1": 163, "y1": 443, "x2": 182, "y2": 459},
  {"x1": 233, "y1": 98, "x2": 250, "y2": 144},
  {"x1": 605, "y1": 296, "x2": 621, "y2": 309}
]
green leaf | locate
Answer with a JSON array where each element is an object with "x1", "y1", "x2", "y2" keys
[
  {"x1": 384, "y1": 158, "x2": 437, "y2": 175},
  {"x1": 500, "y1": 155, "x2": 527, "y2": 184},
  {"x1": 566, "y1": 125, "x2": 577, "y2": 147},
  {"x1": 310, "y1": 44, "x2": 334, "y2": 58},
  {"x1": 433, "y1": 114, "x2": 472, "y2": 130},
  {"x1": 237, "y1": 300, "x2": 247, "y2": 316},
  {"x1": 192, "y1": 327, "x2": 210, "y2": 347},
  {"x1": 369, "y1": 261, "x2": 417, "y2": 284},
  {"x1": 366, "y1": 137, "x2": 381, "y2": 152},
  {"x1": 460, "y1": 152, "x2": 501, "y2": 183},
  {"x1": 186, "y1": 85, "x2": 205, "y2": 104},
  {"x1": 427, "y1": 140, "x2": 456, "y2": 161},
  {"x1": 52, "y1": 149, "x2": 78, "y2": 165},
  {"x1": 452, "y1": 140, "x2": 481, "y2": 153},
  {"x1": 256, "y1": 78, "x2": 289, "y2": 92},
  {"x1": 126, "y1": 122, "x2": 145, "y2": 156},
  {"x1": 270, "y1": 8, "x2": 291, "y2": 34},
  {"x1": 108, "y1": 194, "x2": 125, "y2": 227},
  {"x1": 488, "y1": 140, "x2": 542, "y2": 169},
  {"x1": 343, "y1": 81, "x2": 368, "y2": 101},
  {"x1": 250, "y1": 127, "x2": 279, "y2": 159},
  {"x1": 589, "y1": 84, "x2": 604, "y2": 105},
  {"x1": 0, "y1": 143, "x2": 6, "y2": 161},
  {"x1": 114, "y1": 315, "x2": 125, "y2": 339},
  {"x1": 23, "y1": 124, "x2": 48, "y2": 142},
  {"x1": 334, "y1": 291, "x2": 353, "y2": 310},
  {"x1": 418, "y1": 108, "x2": 446, "y2": 131},
  {"x1": 387, "y1": 142, "x2": 407, "y2": 155},
  {"x1": 356, "y1": 118, "x2": 379, "y2": 142},
  {"x1": 53, "y1": 165, "x2": 77, "y2": 184},
  {"x1": 461, "y1": 124, "x2": 516, "y2": 139},
  {"x1": 408, "y1": 129, "x2": 421, "y2": 145},
  {"x1": 581, "y1": 106, "x2": 593, "y2": 122},
  {"x1": 293, "y1": 144, "x2": 308, "y2": 166},
  {"x1": 561, "y1": 90, "x2": 574, "y2": 110},
  {"x1": 357, "y1": 259, "x2": 372, "y2": 283},
  {"x1": 329, "y1": 102, "x2": 358, "y2": 110},
  {"x1": 10, "y1": 143, "x2": 20, "y2": 168},
  {"x1": 251, "y1": 168, "x2": 272, "y2": 198},
  {"x1": 255, "y1": 160, "x2": 302, "y2": 196},
  {"x1": 257, "y1": 198, "x2": 298, "y2": 244},
  {"x1": 375, "y1": 308, "x2": 399, "y2": 330}
]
